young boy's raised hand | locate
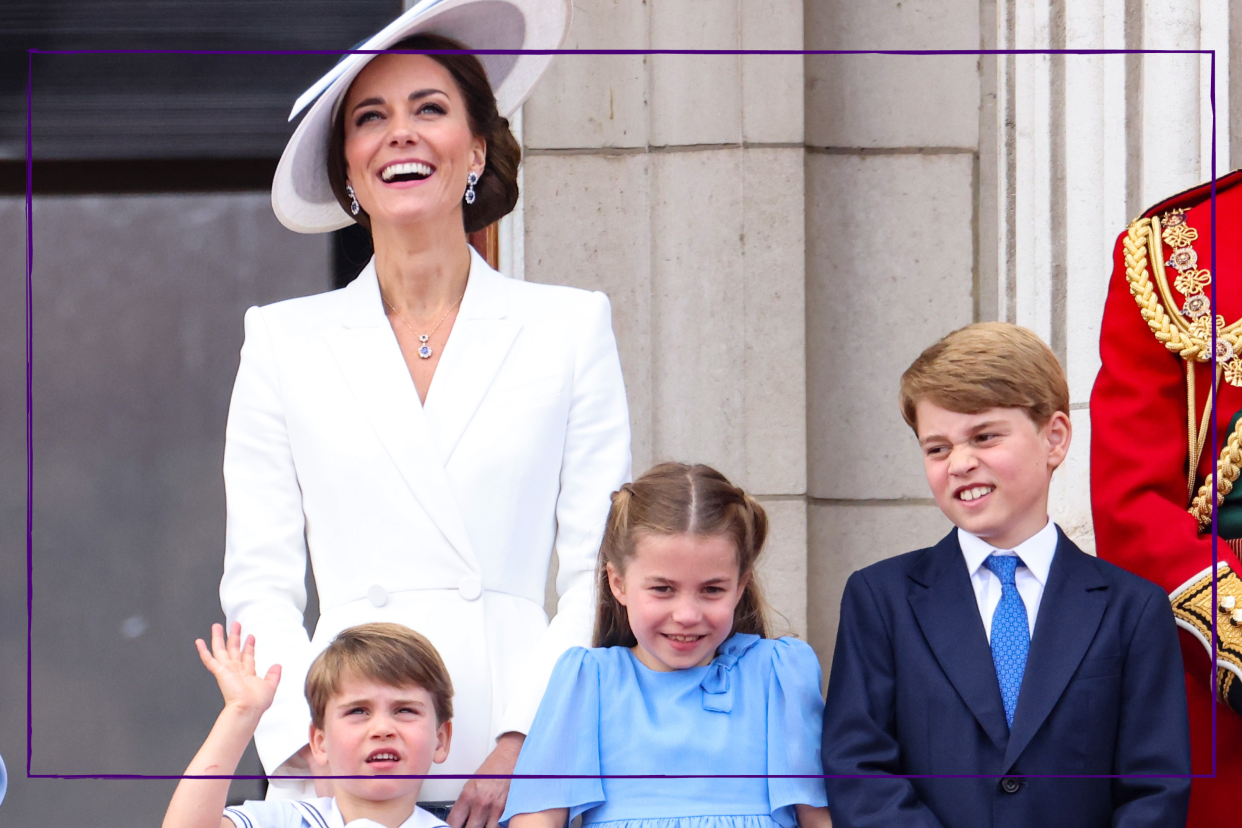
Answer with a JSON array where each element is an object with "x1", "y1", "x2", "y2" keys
[
  {"x1": 196, "y1": 622, "x2": 281, "y2": 717},
  {"x1": 164, "y1": 623, "x2": 282, "y2": 828}
]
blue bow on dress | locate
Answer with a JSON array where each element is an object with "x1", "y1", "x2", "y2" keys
[{"x1": 700, "y1": 633, "x2": 761, "y2": 712}]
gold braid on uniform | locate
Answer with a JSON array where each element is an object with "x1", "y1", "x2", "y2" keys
[
  {"x1": 1123, "y1": 211, "x2": 1242, "y2": 529},
  {"x1": 1170, "y1": 565, "x2": 1242, "y2": 709},
  {"x1": 1188, "y1": 417, "x2": 1242, "y2": 527}
]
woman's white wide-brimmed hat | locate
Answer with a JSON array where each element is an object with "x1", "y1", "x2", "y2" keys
[{"x1": 272, "y1": 0, "x2": 571, "y2": 234}]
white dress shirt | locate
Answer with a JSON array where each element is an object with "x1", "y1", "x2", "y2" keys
[{"x1": 958, "y1": 519, "x2": 1058, "y2": 642}]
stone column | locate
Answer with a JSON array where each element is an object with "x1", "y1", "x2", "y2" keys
[
  {"x1": 994, "y1": 0, "x2": 1231, "y2": 552},
  {"x1": 521, "y1": 0, "x2": 809, "y2": 635},
  {"x1": 803, "y1": 1, "x2": 980, "y2": 665}
]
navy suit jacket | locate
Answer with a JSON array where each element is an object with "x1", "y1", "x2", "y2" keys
[{"x1": 821, "y1": 528, "x2": 1190, "y2": 828}]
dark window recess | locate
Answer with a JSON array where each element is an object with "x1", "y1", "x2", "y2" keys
[
  {"x1": 3, "y1": 0, "x2": 403, "y2": 163},
  {"x1": 333, "y1": 223, "x2": 375, "y2": 289}
]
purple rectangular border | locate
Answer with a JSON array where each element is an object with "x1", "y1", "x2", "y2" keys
[{"x1": 24, "y1": 46, "x2": 1220, "y2": 782}]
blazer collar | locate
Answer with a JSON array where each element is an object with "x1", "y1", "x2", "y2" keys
[
  {"x1": 908, "y1": 530, "x2": 1011, "y2": 751},
  {"x1": 1000, "y1": 528, "x2": 1108, "y2": 771},
  {"x1": 421, "y1": 248, "x2": 521, "y2": 463},
  {"x1": 324, "y1": 253, "x2": 495, "y2": 572},
  {"x1": 908, "y1": 527, "x2": 1111, "y2": 771}
]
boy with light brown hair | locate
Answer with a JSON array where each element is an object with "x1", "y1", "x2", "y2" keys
[
  {"x1": 821, "y1": 322, "x2": 1190, "y2": 828},
  {"x1": 163, "y1": 622, "x2": 453, "y2": 828}
]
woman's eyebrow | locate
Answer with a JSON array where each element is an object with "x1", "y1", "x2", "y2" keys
[
  {"x1": 351, "y1": 97, "x2": 384, "y2": 113},
  {"x1": 409, "y1": 88, "x2": 447, "y2": 101}
]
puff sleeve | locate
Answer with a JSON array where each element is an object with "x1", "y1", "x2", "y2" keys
[
  {"x1": 766, "y1": 638, "x2": 829, "y2": 824},
  {"x1": 501, "y1": 647, "x2": 606, "y2": 824}
]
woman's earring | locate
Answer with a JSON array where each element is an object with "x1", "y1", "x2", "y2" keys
[
  {"x1": 464, "y1": 171, "x2": 479, "y2": 205},
  {"x1": 345, "y1": 184, "x2": 361, "y2": 216}
]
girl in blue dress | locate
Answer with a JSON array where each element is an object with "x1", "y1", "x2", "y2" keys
[{"x1": 501, "y1": 463, "x2": 831, "y2": 828}]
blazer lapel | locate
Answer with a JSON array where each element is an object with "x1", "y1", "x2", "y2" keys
[
  {"x1": 1001, "y1": 531, "x2": 1108, "y2": 770},
  {"x1": 325, "y1": 260, "x2": 479, "y2": 571},
  {"x1": 423, "y1": 249, "x2": 521, "y2": 465},
  {"x1": 908, "y1": 531, "x2": 1010, "y2": 751}
]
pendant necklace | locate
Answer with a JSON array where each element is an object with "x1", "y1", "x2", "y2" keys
[{"x1": 382, "y1": 289, "x2": 466, "y2": 359}]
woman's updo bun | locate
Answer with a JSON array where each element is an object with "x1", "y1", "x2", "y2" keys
[{"x1": 327, "y1": 33, "x2": 521, "y2": 233}]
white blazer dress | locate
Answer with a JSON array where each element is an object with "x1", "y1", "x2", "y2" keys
[{"x1": 219, "y1": 247, "x2": 632, "y2": 800}]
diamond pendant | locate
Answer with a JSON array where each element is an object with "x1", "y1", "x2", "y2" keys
[{"x1": 417, "y1": 334, "x2": 433, "y2": 360}]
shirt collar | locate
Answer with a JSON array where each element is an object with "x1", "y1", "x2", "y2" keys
[
  {"x1": 327, "y1": 799, "x2": 450, "y2": 828},
  {"x1": 958, "y1": 518, "x2": 1058, "y2": 586}
]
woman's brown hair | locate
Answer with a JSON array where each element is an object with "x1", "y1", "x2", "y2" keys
[
  {"x1": 593, "y1": 462, "x2": 772, "y2": 648},
  {"x1": 326, "y1": 33, "x2": 522, "y2": 233}
]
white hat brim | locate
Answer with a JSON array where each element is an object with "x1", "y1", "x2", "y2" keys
[{"x1": 272, "y1": 0, "x2": 571, "y2": 234}]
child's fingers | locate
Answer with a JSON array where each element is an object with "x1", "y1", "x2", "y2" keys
[
  {"x1": 210, "y1": 623, "x2": 228, "y2": 662},
  {"x1": 195, "y1": 638, "x2": 215, "y2": 671},
  {"x1": 226, "y1": 621, "x2": 243, "y2": 662},
  {"x1": 264, "y1": 663, "x2": 282, "y2": 688},
  {"x1": 242, "y1": 634, "x2": 257, "y2": 674}
]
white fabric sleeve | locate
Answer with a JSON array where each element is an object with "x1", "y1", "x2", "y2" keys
[
  {"x1": 219, "y1": 306, "x2": 315, "y2": 772},
  {"x1": 495, "y1": 291, "x2": 632, "y2": 737}
]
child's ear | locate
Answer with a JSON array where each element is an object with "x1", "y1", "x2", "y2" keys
[
  {"x1": 433, "y1": 719, "x2": 452, "y2": 765},
  {"x1": 1043, "y1": 410, "x2": 1073, "y2": 471},
  {"x1": 606, "y1": 562, "x2": 628, "y2": 607},
  {"x1": 309, "y1": 724, "x2": 328, "y2": 767}
]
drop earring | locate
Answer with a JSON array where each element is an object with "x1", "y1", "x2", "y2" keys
[
  {"x1": 464, "y1": 171, "x2": 479, "y2": 205},
  {"x1": 346, "y1": 183, "x2": 361, "y2": 216}
]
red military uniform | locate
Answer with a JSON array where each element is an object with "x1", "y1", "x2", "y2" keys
[{"x1": 1092, "y1": 169, "x2": 1242, "y2": 824}]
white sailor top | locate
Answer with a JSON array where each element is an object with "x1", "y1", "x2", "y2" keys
[{"x1": 225, "y1": 797, "x2": 449, "y2": 828}]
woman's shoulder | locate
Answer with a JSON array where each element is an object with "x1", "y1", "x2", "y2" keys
[
  {"x1": 238, "y1": 285, "x2": 357, "y2": 344},
  {"x1": 499, "y1": 276, "x2": 612, "y2": 319}
]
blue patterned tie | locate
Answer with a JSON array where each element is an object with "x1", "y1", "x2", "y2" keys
[{"x1": 983, "y1": 554, "x2": 1030, "y2": 729}]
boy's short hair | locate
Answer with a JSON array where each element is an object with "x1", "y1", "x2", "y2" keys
[
  {"x1": 899, "y1": 322, "x2": 1070, "y2": 432},
  {"x1": 305, "y1": 623, "x2": 453, "y2": 729}
]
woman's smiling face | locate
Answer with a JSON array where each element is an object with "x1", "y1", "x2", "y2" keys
[{"x1": 341, "y1": 53, "x2": 486, "y2": 230}]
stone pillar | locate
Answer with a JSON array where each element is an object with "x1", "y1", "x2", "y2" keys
[
  {"x1": 521, "y1": 0, "x2": 809, "y2": 635},
  {"x1": 803, "y1": 1, "x2": 980, "y2": 665},
  {"x1": 994, "y1": 0, "x2": 1230, "y2": 552}
]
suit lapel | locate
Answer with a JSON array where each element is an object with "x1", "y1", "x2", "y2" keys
[
  {"x1": 1001, "y1": 531, "x2": 1108, "y2": 770},
  {"x1": 908, "y1": 531, "x2": 1010, "y2": 751},
  {"x1": 325, "y1": 260, "x2": 479, "y2": 571},
  {"x1": 423, "y1": 250, "x2": 521, "y2": 465}
]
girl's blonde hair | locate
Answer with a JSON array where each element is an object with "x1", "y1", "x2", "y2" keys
[{"x1": 593, "y1": 462, "x2": 771, "y2": 648}]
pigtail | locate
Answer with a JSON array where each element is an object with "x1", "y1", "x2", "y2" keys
[
  {"x1": 593, "y1": 485, "x2": 639, "y2": 648},
  {"x1": 728, "y1": 489, "x2": 771, "y2": 638}
]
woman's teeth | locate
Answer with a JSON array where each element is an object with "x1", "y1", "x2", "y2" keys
[
  {"x1": 959, "y1": 486, "x2": 994, "y2": 502},
  {"x1": 381, "y1": 162, "x2": 433, "y2": 182}
]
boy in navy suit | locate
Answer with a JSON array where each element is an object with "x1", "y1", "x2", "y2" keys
[{"x1": 821, "y1": 323, "x2": 1190, "y2": 828}]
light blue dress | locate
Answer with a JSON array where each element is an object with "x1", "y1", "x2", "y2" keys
[{"x1": 500, "y1": 633, "x2": 827, "y2": 828}]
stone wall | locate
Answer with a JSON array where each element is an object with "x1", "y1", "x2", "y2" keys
[
  {"x1": 521, "y1": 0, "x2": 810, "y2": 635},
  {"x1": 802, "y1": 1, "x2": 977, "y2": 666}
]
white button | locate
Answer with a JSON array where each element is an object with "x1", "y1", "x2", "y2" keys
[
  {"x1": 367, "y1": 585, "x2": 388, "y2": 607},
  {"x1": 458, "y1": 576, "x2": 483, "y2": 601}
]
